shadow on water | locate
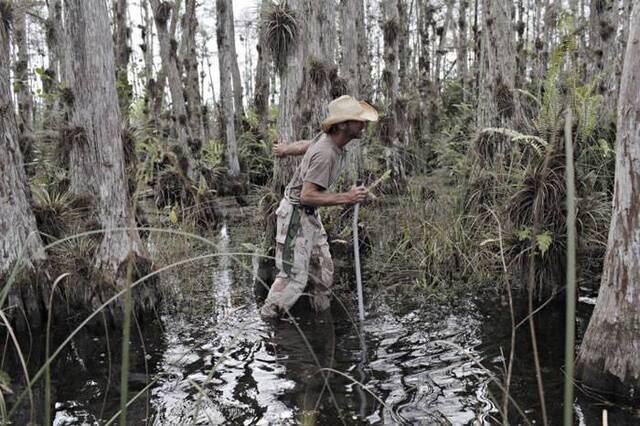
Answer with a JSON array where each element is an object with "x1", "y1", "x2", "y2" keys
[{"x1": 3, "y1": 220, "x2": 640, "y2": 424}]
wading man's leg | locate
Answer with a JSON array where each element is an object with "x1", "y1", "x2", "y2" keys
[
  {"x1": 308, "y1": 227, "x2": 333, "y2": 312},
  {"x1": 261, "y1": 209, "x2": 314, "y2": 317}
]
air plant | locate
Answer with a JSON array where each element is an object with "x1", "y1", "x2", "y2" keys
[{"x1": 262, "y1": 0, "x2": 299, "y2": 70}]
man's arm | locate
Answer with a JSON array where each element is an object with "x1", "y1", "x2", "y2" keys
[
  {"x1": 300, "y1": 181, "x2": 368, "y2": 207},
  {"x1": 273, "y1": 139, "x2": 313, "y2": 157}
]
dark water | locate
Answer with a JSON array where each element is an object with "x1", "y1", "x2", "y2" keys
[{"x1": 3, "y1": 221, "x2": 639, "y2": 425}]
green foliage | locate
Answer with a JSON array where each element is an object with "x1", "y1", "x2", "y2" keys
[
  {"x1": 536, "y1": 231, "x2": 553, "y2": 256},
  {"x1": 238, "y1": 130, "x2": 273, "y2": 186},
  {"x1": 262, "y1": 0, "x2": 298, "y2": 70}
]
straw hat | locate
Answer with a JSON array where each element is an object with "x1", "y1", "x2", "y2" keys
[{"x1": 320, "y1": 95, "x2": 379, "y2": 132}]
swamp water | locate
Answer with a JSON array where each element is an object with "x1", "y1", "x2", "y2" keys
[{"x1": 4, "y1": 215, "x2": 638, "y2": 425}]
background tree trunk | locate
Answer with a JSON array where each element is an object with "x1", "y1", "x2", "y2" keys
[
  {"x1": 180, "y1": 0, "x2": 205, "y2": 144},
  {"x1": 478, "y1": 0, "x2": 519, "y2": 129},
  {"x1": 434, "y1": 0, "x2": 453, "y2": 93},
  {"x1": 576, "y1": 3, "x2": 640, "y2": 398},
  {"x1": 457, "y1": 0, "x2": 469, "y2": 102},
  {"x1": 357, "y1": 0, "x2": 371, "y2": 100},
  {"x1": 226, "y1": 0, "x2": 244, "y2": 129},
  {"x1": 150, "y1": 0, "x2": 194, "y2": 174},
  {"x1": 253, "y1": 0, "x2": 271, "y2": 141},
  {"x1": 418, "y1": 1, "x2": 437, "y2": 137},
  {"x1": 588, "y1": 0, "x2": 619, "y2": 128},
  {"x1": 114, "y1": 0, "x2": 132, "y2": 120},
  {"x1": 12, "y1": 2, "x2": 34, "y2": 135},
  {"x1": 1, "y1": 9, "x2": 46, "y2": 322},
  {"x1": 216, "y1": 0, "x2": 240, "y2": 177},
  {"x1": 64, "y1": 0, "x2": 147, "y2": 280},
  {"x1": 339, "y1": 0, "x2": 365, "y2": 183},
  {"x1": 381, "y1": 0, "x2": 406, "y2": 178}
]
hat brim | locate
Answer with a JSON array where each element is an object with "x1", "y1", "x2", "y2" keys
[{"x1": 321, "y1": 101, "x2": 379, "y2": 132}]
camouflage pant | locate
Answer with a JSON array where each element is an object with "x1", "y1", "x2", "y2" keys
[{"x1": 260, "y1": 198, "x2": 334, "y2": 317}]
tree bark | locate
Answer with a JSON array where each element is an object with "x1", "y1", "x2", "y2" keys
[
  {"x1": 216, "y1": 0, "x2": 240, "y2": 177},
  {"x1": 434, "y1": 0, "x2": 453, "y2": 91},
  {"x1": 180, "y1": 0, "x2": 205, "y2": 144},
  {"x1": 226, "y1": 0, "x2": 244, "y2": 128},
  {"x1": 150, "y1": 0, "x2": 194, "y2": 173},
  {"x1": 588, "y1": 0, "x2": 620, "y2": 128},
  {"x1": 457, "y1": 0, "x2": 469, "y2": 102},
  {"x1": 418, "y1": 0, "x2": 437, "y2": 137},
  {"x1": 339, "y1": 0, "x2": 366, "y2": 182},
  {"x1": 114, "y1": 0, "x2": 132, "y2": 120},
  {"x1": 139, "y1": 0, "x2": 157, "y2": 123},
  {"x1": 63, "y1": 0, "x2": 147, "y2": 279},
  {"x1": 12, "y1": 2, "x2": 34, "y2": 134},
  {"x1": 357, "y1": 0, "x2": 371, "y2": 100},
  {"x1": 478, "y1": 0, "x2": 520, "y2": 129},
  {"x1": 576, "y1": 3, "x2": 640, "y2": 399},
  {"x1": 1, "y1": 9, "x2": 46, "y2": 319},
  {"x1": 0, "y1": 12, "x2": 46, "y2": 270},
  {"x1": 253, "y1": 0, "x2": 271, "y2": 140},
  {"x1": 381, "y1": 0, "x2": 406, "y2": 178},
  {"x1": 46, "y1": 0, "x2": 65, "y2": 83}
]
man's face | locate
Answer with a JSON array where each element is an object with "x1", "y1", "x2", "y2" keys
[{"x1": 345, "y1": 120, "x2": 366, "y2": 139}]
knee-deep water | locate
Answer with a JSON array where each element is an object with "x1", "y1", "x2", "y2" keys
[{"x1": 3, "y1": 216, "x2": 638, "y2": 425}]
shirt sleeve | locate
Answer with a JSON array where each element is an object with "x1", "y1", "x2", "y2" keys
[{"x1": 303, "y1": 149, "x2": 333, "y2": 190}]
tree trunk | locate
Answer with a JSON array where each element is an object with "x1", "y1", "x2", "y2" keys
[
  {"x1": 381, "y1": 0, "x2": 406, "y2": 178},
  {"x1": 357, "y1": 0, "x2": 371, "y2": 100},
  {"x1": 339, "y1": 0, "x2": 365, "y2": 183},
  {"x1": 226, "y1": 0, "x2": 244, "y2": 128},
  {"x1": 457, "y1": 0, "x2": 469, "y2": 102},
  {"x1": 397, "y1": 0, "x2": 411, "y2": 93},
  {"x1": 12, "y1": 2, "x2": 34, "y2": 135},
  {"x1": 514, "y1": 0, "x2": 526, "y2": 94},
  {"x1": 1, "y1": 12, "x2": 46, "y2": 321},
  {"x1": 253, "y1": 0, "x2": 271, "y2": 140},
  {"x1": 150, "y1": 0, "x2": 194, "y2": 173},
  {"x1": 588, "y1": 0, "x2": 620, "y2": 128},
  {"x1": 47, "y1": 0, "x2": 65, "y2": 82},
  {"x1": 576, "y1": 3, "x2": 640, "y2": 399},
  {"x1": 418, "y1": 0, "x2": 437, "y2": 137},
  {"x1": 435, "y1": 0, "x2": 453, "y2": 92},
  {"x1": 114, "y1": 0, "x2": 132, "y2": 120},
  {"x1": 139, "y1": 0, "x2": 156, "y2": 123},
  {"x1": 216, "y1": 0, "x2": 240, "y2": 177},
  {"x1": 64, "y1": 0, "x2": 147, "y2": 281},
  {"x1": 478, "y1": 0, "x2": 519, "y2": 129},
  {"x1": 180, "y1": 0, "x2": 205, "y2": 145}
]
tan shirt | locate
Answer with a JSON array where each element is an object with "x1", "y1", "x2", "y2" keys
[{"x1": 284, "y1": 133, "x2": 346, "y2": 205}]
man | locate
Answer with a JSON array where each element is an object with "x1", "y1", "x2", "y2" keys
[{"x1": 260, "y1": 95, "x2": 379, "y2": 318}]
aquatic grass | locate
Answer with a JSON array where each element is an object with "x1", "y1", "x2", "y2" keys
[
  {"x1": 485, "y1": 209, "x2": 517, "y2": 424},
  {"x1": 320, "y1": 368, "x2": 406, "y2": 424},
  {"x1": 4, "y1": 226, "x2": 374, "y2": 423},
  {"x1": 44, "y1": 272, "x2": 70, "y2": 425},
  {"x1": 4, "y1": 226, "x2": 231, "y2": 419},
  {"x1": 104, "y1": 310, "x2": 252, "y2": 425},
  {"x1": 0, "y1": 309, "x2": 35, "y2": 423},
  {"x1": 563, "y1": 108, "x2": 577, "y2": 426}
]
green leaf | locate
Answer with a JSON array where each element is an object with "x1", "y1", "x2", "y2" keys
[
  {"x1": 515, "y1": 227, "x2": 531, "y2": 241},
  {"x1": 0, "y1": 369, "x2": 12, "y2": 394},
  {"x1": 536, "y1": 231, "x2": 553, "y2": 256}
]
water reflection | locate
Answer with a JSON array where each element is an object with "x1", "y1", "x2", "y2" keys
[
  {"x1": 265, "y1": 310, "x2": 336, "y2": 424},
  {"x1": 4, "y1": 217, "x2": 639, "y2": 425}
]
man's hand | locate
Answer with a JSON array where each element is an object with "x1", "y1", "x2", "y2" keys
[
  {"x1": 273, "y1": 141, "x2": 288, "y2": 157},
  {"x1": 346, "y1": 185, "x2": 368, "y2": 204}
]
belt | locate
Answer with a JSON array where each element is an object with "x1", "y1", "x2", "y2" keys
[{"x1": 294, "y1": 204, "x2": 316, "y2": 215}]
